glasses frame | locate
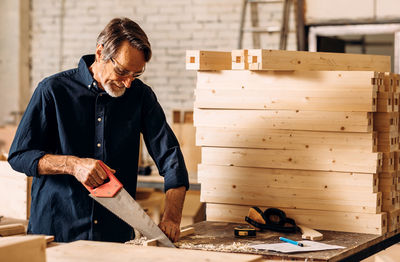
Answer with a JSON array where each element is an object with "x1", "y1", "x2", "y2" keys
[{"x1": 109, "y1": 57, "x2": 145, "y2": 79}]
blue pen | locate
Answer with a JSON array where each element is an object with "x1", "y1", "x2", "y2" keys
[{"x1": 279, "y1": 237, "x2": 304, "y2": 247}]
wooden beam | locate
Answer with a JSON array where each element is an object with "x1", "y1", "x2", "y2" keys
[
  {"x1": 377, "y1": 131, "x2": 399, "y2": 153},
  {"x1": 196, "y1": 127, "x2": 378, "y2": 152},
  {"x1": 393, "y1": 93, "x2": 400, "y2": 112},
  {"x1": 0, "y1": 223, "x2": 25, "y2": 236},
  {"x1": 382, "y1": 191, "x2": 399, "y2": 212},
  {"x1": 232, "y1": 50, "x2": 249, "y2": 70},
  {"x1": 186, "y1": 50, "x2": 231, "y2": 70},
  {"x1": 387, "y1": 209, "x2": 400, "y2": 232},
  {"x1": 395, "y1": 152, "x2": 400, "y2": 171},
  {"x1": 377, "y1": 92, "x2": 393, "y2": 112},
  {"x1": 378, "y1": 171, "x2": 396, "y2": 192},
  {"x1": 198, "y1": 164, "x2": 378, "y2": 193},
  {"x1": 195, "y1": 87, "x2": 377, "y2": 112},
  {"x1": 194, "y1": 109, "x2": 373, "y2": 133},
  {"x1": 382, "y1": 152, "x2": 396, "y2": 172},
  {"x1": 0, "y1": 236, "x2": 46, "y2": 262},
  {"x1": 373, "y1": 112, "x2": 398, "y2": 132},
  {"x1": 201, "y1": 147, "x2": 382, "y2": 173},
  {"x1": 206, "y1": 203, "x2": 387, "y2": 235},
  {"x1": 201, "y1": 178, "x2": 381, "y2": 213},
  {"x1": 196, "y1": 70, "x2": 379, "y2": 91},
  {"x1": 247, "y1": 49, "x2": 391, "y2": 71}
]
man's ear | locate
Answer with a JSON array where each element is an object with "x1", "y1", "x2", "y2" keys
[{"x1": 95, "y1": 44, "x2": 104, "y2": 62}]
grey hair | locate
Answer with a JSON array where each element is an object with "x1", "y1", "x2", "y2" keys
[{"x1": 96, "y1": 17, "x2": 152, "y2": 62}]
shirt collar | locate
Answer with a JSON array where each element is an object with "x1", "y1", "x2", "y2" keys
[{"x1": 78, "y1": 55, "x2": 101, "y2": 91}]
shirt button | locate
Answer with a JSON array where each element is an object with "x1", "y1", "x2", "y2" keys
[
  {"x1": 99, "y1": 93, "x2": 103, "y2": 96},
  {"x1": 94, "y1": 220, "x2": 98, "y2": 224},
  {"x1": 97, "y1": 143, "x2": 101, "y2": 148},
  {"x1": 97, "y1": 117, "x2": 102, "y2": 122},
  {"x1": 93, "y1": 82, "x2": 97, "y2": 86},
  {"x1": 88, "y1": 84, "x2": 91, "y2": 88}
]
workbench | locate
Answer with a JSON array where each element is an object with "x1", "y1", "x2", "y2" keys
[
  {"x1": 137, "y1": 173, "x2": 200, "y2": 190},
  {"x1": 177, "y1": 221, "x2": 400, "y2": 262}
]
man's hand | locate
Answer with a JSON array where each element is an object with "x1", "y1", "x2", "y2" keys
[
  {"x1": 71, "y1": 158, "x2": 115, "y2": 188},
  {"x1": 159, "y1": 186, "x2": 186, "y2": 242},
  {"x1": 38, "y1": 154, "x2": 115, "y2": 188}
]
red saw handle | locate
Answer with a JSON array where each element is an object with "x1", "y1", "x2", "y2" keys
[{"x1": 83, "y1": 161, "x2": 123, "y2": 197}]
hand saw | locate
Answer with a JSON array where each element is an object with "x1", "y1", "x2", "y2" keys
[{"x1": 83, "y1": 162, "x2": 175, "y2": 248}]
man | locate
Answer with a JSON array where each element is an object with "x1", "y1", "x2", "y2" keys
[{"x1": 8, "y1": 17, "x2": 189, "y2": 243}]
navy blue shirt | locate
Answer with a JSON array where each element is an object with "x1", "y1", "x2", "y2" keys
[{"x1": 8, "y1": 55, "x2": 189, "y2": 243}]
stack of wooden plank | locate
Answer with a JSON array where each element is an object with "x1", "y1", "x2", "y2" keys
[{"x1": 186, "y1": 49, "x2": 400, "y2": 235}]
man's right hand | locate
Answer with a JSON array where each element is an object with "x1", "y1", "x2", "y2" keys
[
  {"x1": 71, "y1": 158, "x2": 115, "y2": 188},
  {"x1": 38, "y1": 154, "x2": 115, "y2": 188}
]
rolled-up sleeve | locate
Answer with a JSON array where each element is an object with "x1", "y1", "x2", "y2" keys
[
  {"x1": 8, "y1": 81, "x2": 55, "y2": 177},
  {"x1": 140, "y1": 87, "x2": 189, "y2": 192}
]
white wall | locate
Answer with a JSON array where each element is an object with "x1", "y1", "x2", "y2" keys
[
  {"x1": 0, "y1": 0, "x2": 30, "y2": 125},
  {"x1": 30, "y1": 0, "x2": 296, "y2": 121}
]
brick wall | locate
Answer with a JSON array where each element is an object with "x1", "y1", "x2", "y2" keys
[{"x1": 31, "y1": 0, "x2": 297, "y2": 121}]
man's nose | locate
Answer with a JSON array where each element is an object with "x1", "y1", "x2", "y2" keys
[{"x1": 122, "y1": 77, "x2": 134, "y2": 88}]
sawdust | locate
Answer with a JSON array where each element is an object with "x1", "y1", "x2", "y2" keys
[
  {"x1": 125, "y1": 236, "x2": 148, "y2": 245},
  {"x1": 177, "y1": 242, "x2": 256, "y2": 253},
  {"x1": 187, "y1": 235, "x2": 216, "y2": 240}
]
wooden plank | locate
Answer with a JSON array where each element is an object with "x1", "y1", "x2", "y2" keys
[
  {"x1": 0, "y1": 235, "x2": 46, "y2": 262},
  {"x1": 377, "y1": 131, "x2": 399, "y2": 153},
  {"x1": 247, "y1": 49, "x2": 391, "y2": 72},
  {"x1": 194, "y1": 109, "x2": 373, "y2": 133},
  {"x1": 392, "y1": 73, "x2": 400, "y2": 93},
  {"x1": 387, "y1": 209, "x2": 400, "y2": 232},
  {"x1": 198, "y1": 164, "x2": 378, "y2": 193},
  {"x1": 382, "y1": 191, "x2": 399, "y2": 212},
  {"x1": 196, "y1": 127, "x2": 378, "y2": 152},
  {"x1": 393, "y1": 93, "x2": 400, "y2": 112},
  {"x1": 298, "y1": 225, "x2": 323, "y2": 241},
  {"x1": 186, "y1": 50, "x2": 231, "y2": 70},
  {"x1": 0, "y1": 161, "x2": 31, "y2": 220},
  {"x1": 374, "y1": 112, "x2": 398, "y2": 132},
  {"x1": 195, "y1": 87, "x2": 377, "y2": 112},
  {"x1": 0, "y1": 223, "x2": 25, "y2": 236},
  {"x1": 377, "y1": 92, "x2": 393, "y2": 112},
  {"x1": 379, "y1": 172, "x2": 397, "y2": 192},
  {"x1": 395, "y1": 152, "x2": 400, "y2": 171},
  {"x1": 201, "y1": 179, "x2": 381, "y2": 213},
  {"x1": 206, "y1": 203, "x2": 387, "y2": 235},
  {"x1": 201, "y1": 147, "x2": 382, "y2": 173},
  {"x1": 382, "y1": 152, "x2": 396, "y2": 172},
  {"x1": 397, "y1": 171, "x2": 400, "y2": 190},
  {"x1": 196, "y1": 70, "x2": 379, "y2": 91},
  {"x1": 46, "y1": 240, "x2": 263, "y2": 262},
  {"x1": 232, "y1": 49, "x2": 248, "y2": 70}
]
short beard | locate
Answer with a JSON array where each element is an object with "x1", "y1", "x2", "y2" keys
[{"x1": 103, "y1": 82, "x2": 126, "y2": 97}]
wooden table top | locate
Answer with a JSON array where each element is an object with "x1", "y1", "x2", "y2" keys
[{"x1": 176, "y1": 221, "x2": 400, "y2": 262}]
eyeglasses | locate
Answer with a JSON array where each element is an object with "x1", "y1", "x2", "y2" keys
[{"x1": 110, "y1": 57, "x2": 145, "y2": 79}]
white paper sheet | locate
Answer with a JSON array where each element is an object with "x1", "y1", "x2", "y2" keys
[{"x1": 251, "y1": 240, "x2": 345, "y2": 253}]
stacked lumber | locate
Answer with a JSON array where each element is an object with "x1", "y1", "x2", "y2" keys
[{"x1": 186, "y1": 49, "x2": 400, "y2": 235}]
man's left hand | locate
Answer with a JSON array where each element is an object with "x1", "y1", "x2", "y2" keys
[
  {"x1": 159, "y1": 186, "x2": 186, "y2": 242},
  {"x1": 159, "y1": 219, "x2": 181, "y2": 243}
]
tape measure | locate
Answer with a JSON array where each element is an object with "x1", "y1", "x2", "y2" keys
[{"x1": 234, "y1": 226, "x2": 256, "y2": 238}]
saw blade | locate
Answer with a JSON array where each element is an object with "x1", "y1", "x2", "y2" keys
[{"x1": 90, "y1": 188, "x2": 175, "y2": 248}]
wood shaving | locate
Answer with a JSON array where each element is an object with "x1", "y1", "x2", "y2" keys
[{"x1": 177, "y1": 242, "x2": 256, "y2": 253}]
